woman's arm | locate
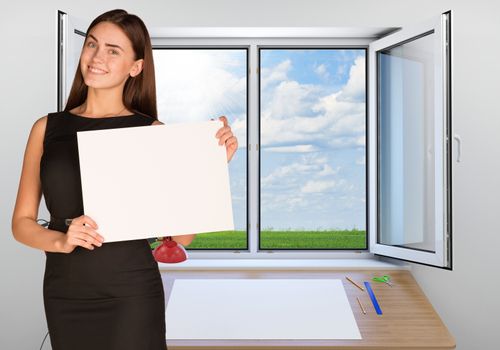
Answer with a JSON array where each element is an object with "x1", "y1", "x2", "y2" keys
[
  {"x1": 11, "y1": 116, "x2": 67, "y2": 252},
  {"x1": 171, "y1": 234, "x2": 196, "y2": 246}
]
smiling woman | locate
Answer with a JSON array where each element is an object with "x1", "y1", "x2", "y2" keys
[
  {"x1": 12, "y1": 8, "x2": 239, "y2": 349},
  {"x1": 12, "y1": 9, "x2": 164, "y2": 350},
  {"x1": 65, "y1": 10, "x2": 157, "y2": 119}
]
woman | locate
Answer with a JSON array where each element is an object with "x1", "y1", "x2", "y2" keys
[{"x1": 11, "y1": 9, "x2": 238, "y2": 350}]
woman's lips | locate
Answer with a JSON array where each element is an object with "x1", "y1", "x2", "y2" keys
[{"x1": 88, "y1": 66, "x2": 107, "y2": 74}]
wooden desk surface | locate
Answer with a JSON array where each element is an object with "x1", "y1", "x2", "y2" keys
[{"x1": 161, "y1": 270, "x2": 455, "y2": 350}]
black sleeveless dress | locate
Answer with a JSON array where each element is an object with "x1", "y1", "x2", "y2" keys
[{"x1": 40, "y1": 110, "x2": 166, "y2": 350}]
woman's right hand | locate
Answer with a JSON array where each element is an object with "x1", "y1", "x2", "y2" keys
[{"x1": 58, "y1": 215, "x2": 105, "y2": 253}]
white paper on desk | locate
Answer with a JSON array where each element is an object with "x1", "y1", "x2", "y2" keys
[
  {"x1": 76, "y1": 120, "x2": 234, "y2": 243},
  {"x1": 166, "y1": 279, "x2": 362, "y2": 340}
]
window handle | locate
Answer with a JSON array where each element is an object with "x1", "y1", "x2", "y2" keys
[{"x1": 453, "y1": 134, "x2": 462, "y2": 162}]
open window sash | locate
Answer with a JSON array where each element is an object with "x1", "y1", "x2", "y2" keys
[
  {"x1": 368, "y1": 12, "x2": 452, "y2": 268},
  {"x1": 57, "y1": 10, "x2": 89, "y2": 111}
]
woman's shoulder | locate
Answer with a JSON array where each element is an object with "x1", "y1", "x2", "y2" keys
[
  {"x1": 35, "y1": 111, "x2": 65, "y2": 131},
  {"x1": 31, "y1": 110, "x2": 65, "y2": 132},
  {"x1": 25, "y1": 114, "x2": 49, "y2": 154},
  {"x1": 31, "y1": 114, "x2": 49, "y2": 135},
  {"x1": 40, "y1": 110, "x2": 66, "y2": 124},
  {"x1": 32, "y1": 111, "x2": 69, "y2": 145}
]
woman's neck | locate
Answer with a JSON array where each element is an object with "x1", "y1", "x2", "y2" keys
[{"x1": 77, "y1": 87, "x2": 130, "y2": 117}]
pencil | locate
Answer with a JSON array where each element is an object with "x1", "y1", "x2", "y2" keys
[
  {"x1": 357, "y1": 297, "x2": 367, "y2": 314},
  {"x1": 345, "y1": 276, "x2": 365, "y2": 291}
]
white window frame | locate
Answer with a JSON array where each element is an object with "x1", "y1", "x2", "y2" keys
[
  {"x1": 57, "y1": 10, "x2": 452, "y2": 266},
  {"x1": 150, "y1": 34, "x2": 374, "y2": 260},
  {"x1": 368, "y1": 12, "x2": 452, "y2": 269}
]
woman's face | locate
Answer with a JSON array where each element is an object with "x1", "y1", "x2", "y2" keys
[{"x1": 80, "y1": 21, "x2": 143, "y2": 90}]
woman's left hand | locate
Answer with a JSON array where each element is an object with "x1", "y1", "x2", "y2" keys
[{"x1": 215, "y1": 116, "x2": 238, "y2": 163}]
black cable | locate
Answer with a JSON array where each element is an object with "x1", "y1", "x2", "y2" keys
[{"x1": 39, "y1": 330, "x2": 49, "y2": 350}]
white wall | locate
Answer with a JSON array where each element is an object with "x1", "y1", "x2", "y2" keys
[{"x1": 1, "y1": 1, "x2": 498, "y2": 349}]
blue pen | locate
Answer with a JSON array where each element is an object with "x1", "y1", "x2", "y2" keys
[{"x1": 364, "y1": 281, "x2": 383, "y2": 315}]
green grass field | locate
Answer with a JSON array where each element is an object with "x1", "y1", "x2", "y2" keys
[{"x1": 155, "y1": 229, "x2": 366, "y2": 250}]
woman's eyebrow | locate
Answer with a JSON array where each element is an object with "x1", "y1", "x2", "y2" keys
[{"x1": 87, "y1": 34, "x2": 124, "y2": 51}]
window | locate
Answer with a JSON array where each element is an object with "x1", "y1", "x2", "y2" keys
[
  {"x1": 153, "y1": 48, "x2": 248, "y2": 250},
  {"x1": 378, "y1": 33, "x2": 437, "y2": 253},
  {"x1": 259, "y1": 48, "x2": 367, "y2": 250},
  {"x1": 369, "y1": 12, "x2": 452, "y2": 268},
  {"x1": 58, "y1": 11, "x2": 452, "y2": 267}
]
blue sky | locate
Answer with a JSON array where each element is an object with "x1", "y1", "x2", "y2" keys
[{"x1": 153, "y1": 48, "x2": 366, "y2": 231}]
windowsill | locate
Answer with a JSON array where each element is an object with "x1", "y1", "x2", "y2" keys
[{"x1": 157, "y1": 258, "x2": 410, "y2": 271}]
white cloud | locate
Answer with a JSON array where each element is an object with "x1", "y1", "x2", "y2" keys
[
  {"x1": 266, "y1": 80, "x2": 319, "y2": 120},
  {"x1": 260, "y1": 55, "x2": 366, "y2": 150},
  {"x1": 314, "y1": 63, "x2": 329, "y2": 79},
  {"x1": 301, "y1": 180, "x2": 336, "y2": 193},
  {"x1": 318, "y1": 164, "x2": 339, "y2": 176},
  {"x1": 337, "y1": 55, "x2": 365, "y2": 102},
  {"x1": 260, "y1": 59, "x2": 292, "y2": 90},
  {"x1": 261, "y1": 151, "x2": 359, "y2": 216},
  {"x1": 261, "y1": 154, "x2": 339, "y2": 190},
  {"x1": 260, "y1": 113, "x2": 331, "y2": 146},
  {"x1": 261, "y1": 162, "x2": 316, "y2": 188},
  {"x1": 327, "y1": 135, "x2": 365, "y2": 148}
]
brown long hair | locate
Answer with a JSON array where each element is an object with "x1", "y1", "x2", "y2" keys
[{"x1": 64, "y1": 9, "x2": 157, "y2": 119}]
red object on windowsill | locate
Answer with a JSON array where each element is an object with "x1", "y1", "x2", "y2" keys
[{"x1": 152, "y1": 236, "x2": 188, "y2": 263}]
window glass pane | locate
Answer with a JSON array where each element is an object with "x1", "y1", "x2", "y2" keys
[
  {"x1": 153, "y1": 49, "x2": 247, "y2": 249},
  {"x1": 378, "y1": 33, "x2": 436, "y2": 253},
  {"x1": 260, "y1": 49, "x2": 367, "y2": 250}
]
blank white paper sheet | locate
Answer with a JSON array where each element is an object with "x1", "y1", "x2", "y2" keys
[
  {"x1": 165, "y1": 279, "x2": 361, "y2": 340},
  {"x1": 76, "y1": 120, "x2": 234, "y2": 242}
]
